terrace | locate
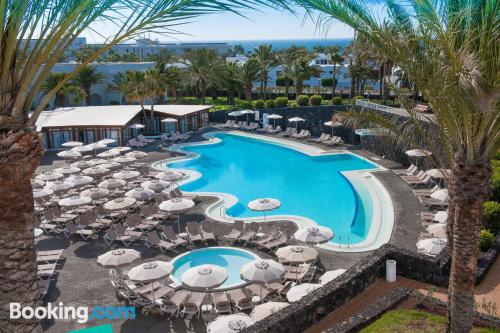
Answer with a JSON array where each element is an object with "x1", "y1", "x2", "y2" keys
[{"x1": 33, "y1": 117, "x2": 474, "y2": 332}]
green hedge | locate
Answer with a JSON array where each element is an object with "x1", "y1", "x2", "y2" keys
[
  {"x1": 254, "y1": 100, "x2": 265, "y2": 109},
  {"x1": 484, "y1": 201, "x2": 500, "y2": 233},
  {"x1": 266, "y1": 100, "x2": 275, "y2": 108},
  {"x1": 309, "y1": 95, "x2": 323, "y2": 106},
  {"x1": 274, "y1": 97, "x2": 288, "y2": 108},
  {"x1": 479, "y1": 229, "x2": 496, "y2": 252},
  {"x1": 332, "y1": 96, "x2": 342, "y2": 105},
  {"x1": 321, "y1": 78, "x2": 334, "y2": 87},
  {"x1": 492, "y1": 159, "x2": 500, "y2": 202},
  {"x1": 296, "y1": 95, "x2": 309, "y2": 107},
  {"x1": 239, "y1": 100, "x2": 252, "y2": 109},
  {"x1": 352, "y1": 95, "x2": 365, "y2": 104}
]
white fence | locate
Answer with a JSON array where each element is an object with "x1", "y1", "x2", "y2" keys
[{"x1": 355, "y1": 99, "x2": 434, "y2": 123}]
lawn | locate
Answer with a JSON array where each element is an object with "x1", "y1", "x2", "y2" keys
[{"x1": 360, "y1": 310, "x2": 500, "y2": 333}]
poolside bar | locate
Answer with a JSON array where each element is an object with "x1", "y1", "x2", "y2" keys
[{"x1": 36, "y1": 104, "x2": 211, "y2": 149}]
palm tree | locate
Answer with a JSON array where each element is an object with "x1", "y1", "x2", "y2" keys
[
  {"x1": 301, "y1": 1, "x2": 500, "y2": 331},
  {"x1": 254, "y1": 44, "x2": 277, "y2": 100},
  {"x1": 162, "y1": 66, "x2": 185, "y2": 103},
  {"x1": 143, "y1": 68, "x2": 168, "y2": 132},
  {"x1": 40, "y1": 73, "x2": 85, "y2": 108},
  {"x1": 278, "y1": 46, "x2": 302, "y2": 97},
  {"x1": 221, "y1": 62, "x2": 243, "y2": 105},
  {"x1": 324, "y1": 47, "x2": 344, "y2": 99},
  {"x1": 182, "y1": 48, "x2": 223, "y2": 104},
  {"x1": 107, "y1": 72, "x2": 129, "y2": 104},
  {"x1": 0, "y1": 2, "x2": 289, "y2": 330},
  {"x1": 290, "y1": 50, "x2": 321, "y2": 96},
  {"x1": 73, "y1": 65, "x2": 105, "y2": 106},
  {"x1": 239, "y1": 58, "x2": 260, "y2": 101}
]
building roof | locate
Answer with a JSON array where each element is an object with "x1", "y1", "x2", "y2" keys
[
  {"x1": 35, "y1": 104, "x2": 211, "y2": 130},
  {"x1": 152, "y1": 104, "x2": 211, "y2": 117}
]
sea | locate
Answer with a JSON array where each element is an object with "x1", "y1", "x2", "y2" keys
[{"x1": 189, "y1": 38, "x2": 352, "y2": 52}]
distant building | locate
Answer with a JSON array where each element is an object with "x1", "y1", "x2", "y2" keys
[{"x1": 35, "y1": 105, "x2": 210, "y2": 149}]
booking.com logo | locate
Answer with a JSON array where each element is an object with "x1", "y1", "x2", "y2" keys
[{"x1": 10, "y1": 302, "x2": 135, "y2": 323}]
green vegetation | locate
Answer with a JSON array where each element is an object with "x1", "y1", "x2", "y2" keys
[
  {"x1": 254, "y1": 100, "x2": 265, "y2": 109},
  {"x1": 479, "y1": 229, "x2": 496, "y2": 252},
  {"x1": 266, "y1": 100, "x2": 275, "y2": 108},
  {"x1": 309, "y1": 94, "x2": 323, "y2": 106},
  {"x1": 483, "y1": 201, "x2": 500, "y2": 234},
  {"x1": 275, "y1": 96, "x2": 289, "y2": 108},
  {"x1": 351, "y1": 95, "x2": 365, "y2": 104},
  {"x1": 296, "y1": 95, "x2": 309, "y2": 106},
  {"x1": 332, "y1": 96, "x2": 343, "y2": 105},
  {"x1": 492, "y1": 159, "x2": 500, "y2": 202},
  {"x1": 360, "y1": 310, "x2": 499, "y2": 333}
]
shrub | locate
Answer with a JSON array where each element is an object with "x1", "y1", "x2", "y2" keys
[
  {"x1": 296, "y1": 95, "x2": 309, "y2": 107},
  {"x1": 275, "y1": 97, "x2": 289, "y2": 108},
  {"x1": 351, "y1": 95, "x2": 365, "y2": 104},
  {"x1": 254, "y1": 100, "x2": 265, "y2": 109},
  {"x1": 332, "y1": 96, "x2": 342, "y2": 105},
  {"x1": 290, "y1": 102, "x2": 298, "y2": 107},
  {"x1": 309, "y1": 95, "x2": 323, "y2": 106},
  {"x1": 239, "y1": 100, "x2": 252, "y2": 109},
  {"x1": 109, "y1": 100, "x2": 120, "y2": 105},
  {"x1": 484, "y1": 201, "x2": 500, "y2": 233},
  {"x1": 266, "y1": 100, "x2": 275, "y2": 108},
  {"x1": 494, "y1": 150, "x2": 500, "y2": 160},
  {"x1": 479, "y1": 229, "x2": 496, "y2": 252},
  {"x1": 492, "y1": 160, "x2": 500, "y2": 202}
]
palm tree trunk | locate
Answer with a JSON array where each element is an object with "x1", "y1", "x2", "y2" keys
[
  {"x1": 84, "y1": 87, "x2": 91, "y2": 106},
  {"x1": 150, "y1": 103, "x2": 155, "y2": 133},
  {"x1": 0, "y1": 129, "x2": 44, "y2": 332},
  {"x1": 263, "y1": 72, "x2": 268, "y2": 101},
  {"x1": 332, "y1": 63, "x2": 337, "y2": 99},
  {"x1": 245, "y1": 84, "x2": 252, "y2": 101},
  {"x1": 446, "y1": 157, "x2": 491, "y2": 333},
  {"x1": 140, "y1": 103, "x2": 147, "y2": 132},
  {"x1": 296, "y1": 80, "x2": 303, "y2": 97},
  {"x1": 285, "y1": 78, "x2": 290, "y2": 98}
]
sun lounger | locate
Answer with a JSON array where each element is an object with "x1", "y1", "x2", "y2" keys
[
  {"x1": 38, "y1": 263, "x2": 57, "y2": 279},
  {"x1": 114, "y1": 224, "x2": 142, "y2": 239},
  {"x1": 173, "y1": 188, "x2": 196, "y2": 201},
  {"x1": 324, "y1": 136, "x2": 343, "y2": 146},
  {"x1": 254, "y1": 226, "x2": 280, "y2": 246},
  {"x1": 159, "y1": 290, "x2": 190, "y2": 317},
  {"x1": 404, "y1": 175, "x2": 434, "y2": 187},
  {"x1": 279, "y1": 127, "x2": 293, "y2": 137},
  {"x1": 307, "y1": 133, "x2": 328, "y2": 143},
  {"x1": 418, "y1": 196, "x2": 449, "y2": 209},
  {"x1": 36, "y1": 249, "x2": 64, "y2": 264},
  {"x1": 261, "y1": 231, "x2": 289, "y2": 251},
  {"x1": 228, "y1": 288, "x2": 253, "y2": 311},
  {"x1": 394, "y1": 164, "x2": 418, "y2": 175},
  {"x1": 162, "y1": 225, "x2": 188, "y2": 247},
  {"x1": 298, "y1": 130, "x2": 311, "y2": 140},
  {"x1": 268, "y1": 125, "x2": 282, "y2": 134},
  {"x1": 224, "y1": 220, "x2": 244, "y2": 244},
  {"x1": 182, "y1": 292, "x2": 205, "y2": 319},
  {"x1": 186, "y1": 222, "x2": 204, "y2": 244},
  {"x1": 140, "y1": 286, "x2": 174, "y2": 303},
  {"x1": 413, "y1": 184, "x2": 440, "y2": 196},
  {"x1": 213, "y1": 292, "x2": 231, "y2": 314},
  {"x1": 127, "y1": 138, "x2": 146, "y2": 148},
  {"x1": 63, "y1": 221, "x2": 95, "y2": 240},
  {"x1": 201, "y1": 220, "x2": 216, "y2": 242},
  {"x1": 137, "y1": 134, "x2": 155, "y2": 144},
  {"x1": 239, "y1": 222, "x2": 260, "y2": 243},
  {"x1": 256, "y1": 125, "x2": 272, "y2": 133},
  {"x1": 283, "y1": 263, "x2": 312, "y2": 282},
  {"x1": 245, "y1": 283, "x2": 273, "y2": 300},
  {"x1": 142, "y1": 204, "x2": 169, "y2": 222},
  {"x1": 127, "y1": 213, "x2": 156, "y2": 232},
  {"x1": 35, "y1": 215, "x2": 58, "y2": 234},
  {"x1": 401, "y1": 170, "x2": 426, "y2": 181},
  {"x1": 145, "y1": 231, "x2": 177, "y2": 253}
]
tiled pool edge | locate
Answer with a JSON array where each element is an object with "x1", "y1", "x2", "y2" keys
[{"x1": 151, "y1": 131, "x2": 395, "y2": 253}]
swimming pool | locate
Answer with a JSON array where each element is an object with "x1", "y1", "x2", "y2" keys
[
  {"x1": 170, "y1": 247, "x2": 259, "y2": 289},
  {"x1": 167, "y1": 132, "x2": 379, "y2": 245}
]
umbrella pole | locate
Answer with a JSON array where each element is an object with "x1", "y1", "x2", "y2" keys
[{"x1": 177, "y1": 214, "x2": 181, "y2": 233}]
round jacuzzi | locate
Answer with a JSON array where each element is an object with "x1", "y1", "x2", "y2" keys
[{"x1": 170, "y1": 247, "x2": 259, "y2": 290}]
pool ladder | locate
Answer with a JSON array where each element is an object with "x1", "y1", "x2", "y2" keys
[
  {"x1": 337, "y1": 234, "x2": 351, "y2": 248},
  {"x1": 219, "y1": 205, "x2": 233, "y2": 220}
]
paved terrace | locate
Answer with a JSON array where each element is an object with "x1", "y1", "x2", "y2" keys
[{"x1": 36, "y1": 128, "x2": 426, "y2": 332}]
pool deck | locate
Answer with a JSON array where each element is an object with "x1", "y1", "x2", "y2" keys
[{"x1": 35, "y1": 128, "x2": 425, "y2": 332}]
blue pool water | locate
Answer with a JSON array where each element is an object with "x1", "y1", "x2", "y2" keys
[
  {"x1": 171, "y1": 247, "x2": 259, "y2": 289},
  {"x1": 168, "y1": 133, "x2": 376, "y2": 244}
]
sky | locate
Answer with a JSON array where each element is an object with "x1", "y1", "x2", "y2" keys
[{"x1": 81, "y1": 7, "x2": 355, "y2": 43}]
